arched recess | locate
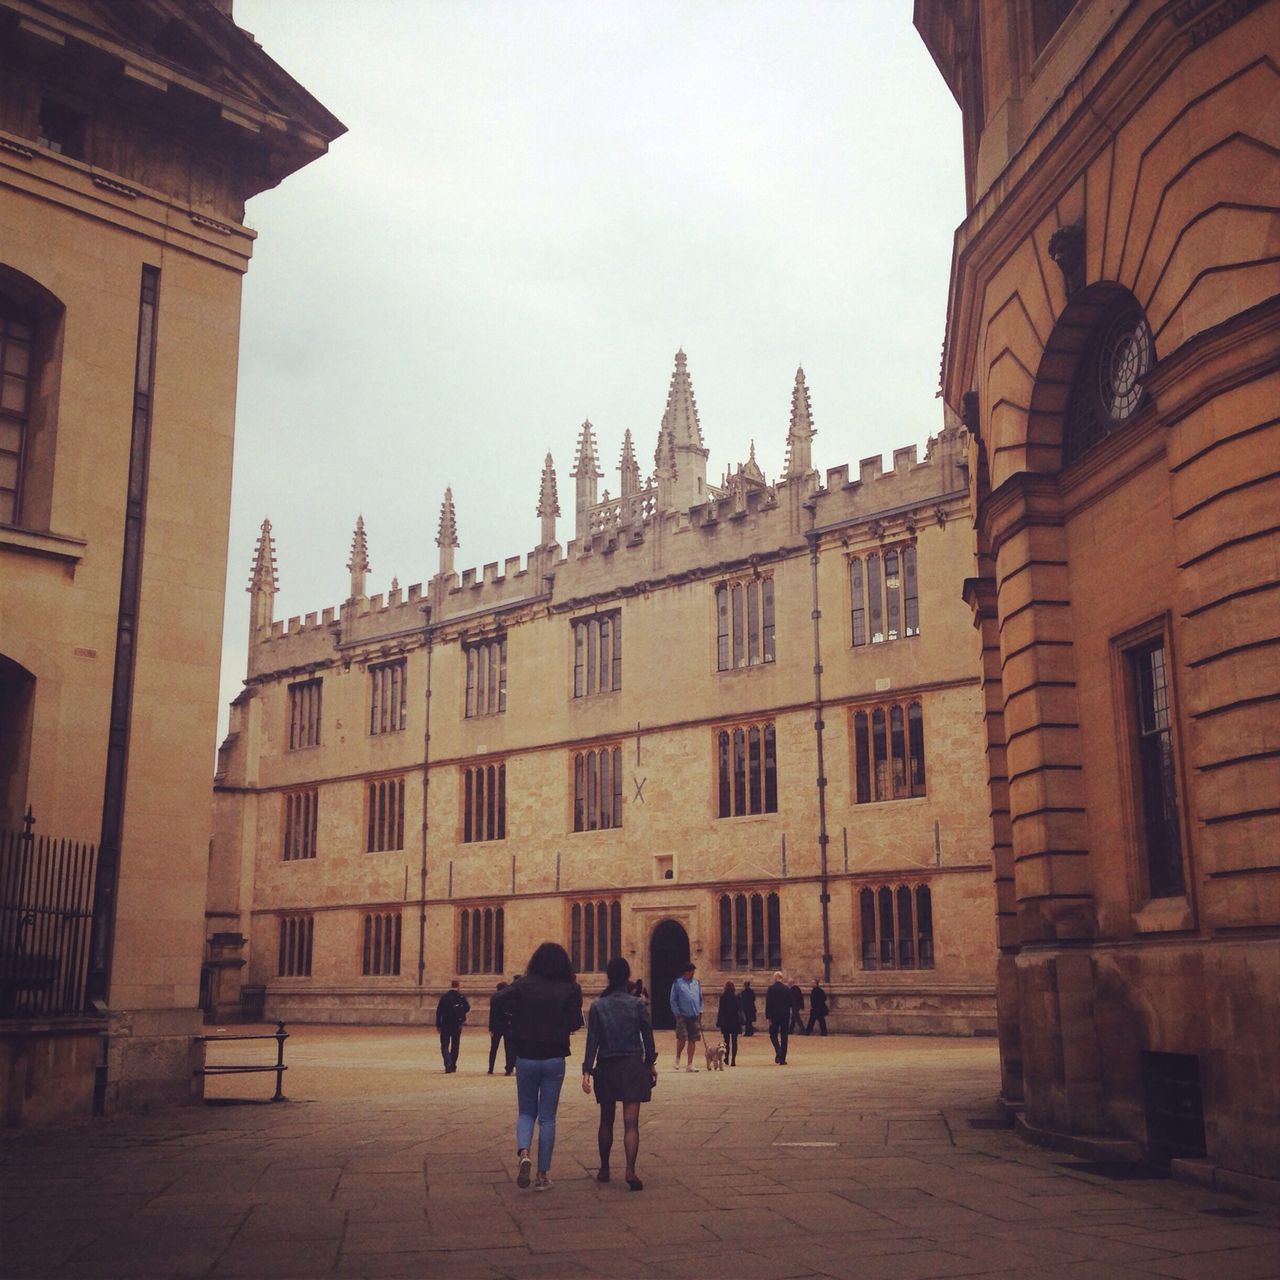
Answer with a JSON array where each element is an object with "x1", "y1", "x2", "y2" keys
[
  {"x1": 1024, "y1": 281, "x2": 1155, "y2": 476},
  {"x1": 0, "y1": 263, "x2": 65, "y2": 532},
  {"x1": 648, "y1": 918, "x2": 690, "y2": 1031},
  {"x1": 0, "y1": 654, "x2": 36, "y2": 829}
]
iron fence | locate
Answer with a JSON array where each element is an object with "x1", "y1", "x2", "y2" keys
[{"x1": 0, "y1": 811, "x2": 97, "y2": 1018}]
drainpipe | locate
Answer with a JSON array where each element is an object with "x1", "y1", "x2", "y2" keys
[
  {"x1": 803, "y1": 500, "x2": 833, "y2": 984},
  {"x1": 417, "y1": 614, "x2": 434, "y2": 988}
]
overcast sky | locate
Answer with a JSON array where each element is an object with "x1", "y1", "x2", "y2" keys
[{"x1": 218, "y1": 1, "x2": 964, "y2": 737}]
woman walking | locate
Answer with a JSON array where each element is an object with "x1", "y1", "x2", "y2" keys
[
  {"x1": 493, "y1": 942, "x2": 583, "y2": 1192},
  {"x1": 716, "y1": 980, "x2": 742, "y2": 1065},
  {"x1": 581, "y1": 957, "x2": 658, "y2": 1190},
  {"x1": 739, "y1": 980, "x2": 757, "y2": 1036}
]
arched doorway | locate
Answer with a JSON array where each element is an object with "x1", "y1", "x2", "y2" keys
[{"x1": 649, "y1": 919, "x2": 689, "y2": 1030}]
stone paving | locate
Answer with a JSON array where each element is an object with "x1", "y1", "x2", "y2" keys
[{"x1": 1, "y1": 1025, "x2": 1277, "y2": 1279}]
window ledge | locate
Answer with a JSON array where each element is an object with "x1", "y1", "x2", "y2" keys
[
  {"x1": 1131, "y1": 895, "x2": 1194, "y2": 935},
  {"x1": 0, "y1": 525, "x2": 87, "y2": 565}
]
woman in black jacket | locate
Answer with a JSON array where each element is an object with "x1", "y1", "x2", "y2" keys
[
  {"x1": 492, "y1": 942, "x2": 583, "y2": 1192},
  {"x1": 716, "y1": 980, "x2": 743, "y2": 1066}
]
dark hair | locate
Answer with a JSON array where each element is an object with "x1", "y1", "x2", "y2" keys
[
  {"x1": 722, "y1": 981, "x2": 736, "y2": 997},
  {"x1": 526, "y1": 941, "x2": 574, "y2": 983},
  {"x1": 604, "y1": 956, "x2": 631, "y2": 994}
]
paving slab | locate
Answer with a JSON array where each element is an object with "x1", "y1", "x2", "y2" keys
[{"x1": 1, "y1": 1027, "x2": 1277, "y2": 1279}]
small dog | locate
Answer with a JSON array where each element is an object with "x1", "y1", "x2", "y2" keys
[{"x1": 703, "y1": 1040, "x2": 727, "y2": 1071}]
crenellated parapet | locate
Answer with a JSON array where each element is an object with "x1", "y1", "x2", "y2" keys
[{"x1": 238, "y1": 353, "x2": 971, "y2": 681}]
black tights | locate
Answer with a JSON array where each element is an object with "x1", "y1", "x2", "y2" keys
[
  {"x1": 722, "y1": 1031, "x2": 739, "y2": 1064},
  {"x1": 598, "y1": 1100, "x2": 641, "y2": 1175}
]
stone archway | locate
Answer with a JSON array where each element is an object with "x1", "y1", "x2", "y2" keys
[{"x1": 649, "y1": 919, "x2": 690, "y2": 1031}]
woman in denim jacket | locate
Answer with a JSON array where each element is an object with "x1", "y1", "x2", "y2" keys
[
  {"x1": 493, "y1": 942, "x2": 583, "y2": 1192},
  {"x1": 581, "y1": 956, "x2": 658, "y2": 1190}
]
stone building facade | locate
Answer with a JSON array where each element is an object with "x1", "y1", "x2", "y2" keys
[
  {"x1": 0, "y1": 0, "x2": 340, "y2": 1123},
  {"x1": 916, "y1": 0, "x2": 1280, "y2": 1189},
  {"x1": 209, "y1": 353, "x2": 998, "y2": 1036}
]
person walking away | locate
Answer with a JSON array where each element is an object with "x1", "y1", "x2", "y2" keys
[
  {"x1": 716, "y1": 980, "x2": 742, "y2": 1066},
  {"x1": 435, "y1": 979, "x2": 469, "y2": 1073},
  {"x1": 740, "y1": 980, "x2": 758, "y2": 1036},
  {"x1": 765, "y1": 971, "x2": 791, "y2": 1065},
  {"x1": 788, "y1": 980, "x2": 805, "y2": 1034},
  {"x1": 668, "y1": 962, "x2": 703, "y2": 1071},
  {"x1": 488, "y1": 980, "x2": 516, "y2": 1074},
  {"x1": 582, "y1": 956, "x2": 658, "y2": 1190},
  {"x1": 492, "y1": 942, "x2": 583, "y2": 1192},
  {"x1": 806, "y1": 978, "x2": 829, "y2": 1036},
  {"x1": 631, "y1": 978, "x2": 648, "y2": 1003}
]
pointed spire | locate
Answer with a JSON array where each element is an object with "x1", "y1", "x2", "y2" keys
[
  {"x1": 572, "y1": 420, "x2": 601, "y2": 542},
  {"x1": 742, "y1": 439, "x2": 765, "y2": 483},
  {"x1": 784, "y1": 365, "x2": 816, "y2": 478},
  {"x1": 436, "y1": 488, "x2": 458, "y2": 578},
  {"x1": 247, "y1": 517, "x2": 277, "y2": 643},
  {"x1": 619, "y1": 429, "x2": 641, "y2": 498},
  {"x1": 570, "y1": 419, "x2": 602, "y2": 480},
  {"x1": 347, "y1": 514, "x2": 370, "y2": 600},
  {"x1": 655, "y1": 349, "x2": 709, "y2": 511},
  {"x1": 538, "y1": 452, "x2": 560, "y2": 546},
  {"x1": 248, "y1": 517, "x2": 278, "y2": 596}
]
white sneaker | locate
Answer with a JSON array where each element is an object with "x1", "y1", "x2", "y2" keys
[{"x1": 534, "y1": 1177, "x2": 554, "y2": 1192}]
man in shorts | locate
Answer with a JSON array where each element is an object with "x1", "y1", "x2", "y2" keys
[{"x1": 668, "y1": 962, "x2": 703, "y2": 1072}]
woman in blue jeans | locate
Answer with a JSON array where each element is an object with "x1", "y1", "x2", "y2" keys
[{"x1": 491, "y1": 942, "x2": 583, "y2": 1192}]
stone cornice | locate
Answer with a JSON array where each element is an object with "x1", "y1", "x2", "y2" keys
[
  {"x1": 941, "y1": 1, "x2": 1258, "y2": 407},
  {"x1": 977, "y1": 470, "x2": 1063, "y2": 554}
]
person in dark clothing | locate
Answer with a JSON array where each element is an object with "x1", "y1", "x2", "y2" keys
[
  {"x1": 716, "y1": 980, "x2": 742, "y2": 1065},
  {"x1": 491, "y1": 942, "x2": 584, "y2": 1192},
  {"x1": 765, "y1": 971, "x2": 791, "y2": 1065},
  {"x1": 788, "y1": 982, "x2": 805, "y2": 1034},
  {"x1": 582, "y1": 956, "x2": 658, "y2": 1191},
  {"x1": 805, "y1": 979, "x2": 829, "y2": 1036},
  {"x1": 739, "y1": 981, "x2": 757, "y2": 1036},
  {"x1": 488, "y1": 980, "x2": 516, "y2": 1074},
  {"x1": 435, "y1": 978, "x2": 470, "y2": 1073}
]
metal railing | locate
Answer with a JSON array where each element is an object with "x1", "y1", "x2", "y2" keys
[
  {"x1": 0, "y1": 810, "x2": 97, "y2": 1019},
  {"x1": 195, "y1": 1021, "x2": 289, "y2": 1102}
]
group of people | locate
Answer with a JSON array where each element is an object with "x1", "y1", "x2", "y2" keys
[
  {"x1": 434, "y1": 946, "x2": 829, "y2": 1192},
  {"x1": 669, "y1": 964, "x2": 828, "y2": 1068}
]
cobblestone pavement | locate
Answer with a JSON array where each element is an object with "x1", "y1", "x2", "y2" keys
[{"x1": 2, "y1": 1025, "x2": 1277, "y2": 1279}]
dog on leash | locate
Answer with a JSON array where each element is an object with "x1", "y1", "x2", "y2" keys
[{"x1": 703, "y1": 1040, "x2": 727, "y2": 1071}]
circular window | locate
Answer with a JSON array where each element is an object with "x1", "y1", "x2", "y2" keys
[
  {"x1": 1097, "y1": 308, "x2": 1152, "y2": 423},
  {"x1": 1063, "y1": 296, "x2": 1155, "y2": 465}
]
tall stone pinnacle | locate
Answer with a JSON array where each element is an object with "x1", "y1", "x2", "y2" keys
[
  {"x1": 572, "y1": 420, "x2": 601, "y2": 542},
  {"x1": 436, "y1": 488, "x2": 458, "y2": 578},
  {"x1": 619, "y1": 429, "x2": 641, "y2": 497},
  {"x1": 655, "y1": 348, "x2": 709, "y2": 511},
  {"x1": 248, "y1": 517, "x2": 278, "y2": 597},
  {"x1": 347, "y1": 514, "x2": 370, "y2": 600},
  {"x1": 538, "y1": 453, "x2": 560, "y2": 546},
  {"x1": 247, "y1": 517, "x2": 277, "y2": 640},
  {"x1": 784, "y1": 365, "x2": 817, "y2": 479}
]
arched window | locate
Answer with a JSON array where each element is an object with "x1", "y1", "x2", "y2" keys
[
  {"x1": 716, "y1": 889, "x2": 782, "y2": 970},
  {"x1": 457, "y1": 906, "x2": 504, "y2": 974},
  {"x1": 0, "y1": 268, "x2": 64, "y2": 531},
  {"x1": 858, "y1": 882, "x2": 935, "y2": 971},
  {"x1": 1063, "y1": 295, "x2": 1154, "y2": 465}
]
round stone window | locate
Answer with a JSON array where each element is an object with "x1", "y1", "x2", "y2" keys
[{"x1": 1064, "y1": 297, "x2": 1154, "y2": 464}]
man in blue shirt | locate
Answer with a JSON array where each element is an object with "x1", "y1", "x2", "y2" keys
[{"x1": 669, "y1": 962, "x2": 703, "y2": 1072}]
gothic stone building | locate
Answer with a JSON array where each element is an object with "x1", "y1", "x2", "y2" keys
[
  {"x1": 209, "y1": 353, "x2": 997, "y2": 1036},
  {"x1": 917, "y1": 0, "x2": 1280, "y2": 1189},
  {"x1": 0, "y1": 0, "x2": 340, "y2": 1123}
]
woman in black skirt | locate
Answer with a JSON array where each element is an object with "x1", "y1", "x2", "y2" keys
[{"x1": 581, "y1": 956, "x2": 658, "y2": 1190}]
